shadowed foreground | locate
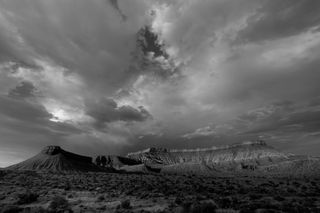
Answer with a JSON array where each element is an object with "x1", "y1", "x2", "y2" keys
[{"x1": 0, "y1": 170, "x2": 320, "y2": 213}]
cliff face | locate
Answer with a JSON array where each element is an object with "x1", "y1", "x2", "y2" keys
[{"x1": 127, "y1": 141, "x2": 288, "y2": 166}]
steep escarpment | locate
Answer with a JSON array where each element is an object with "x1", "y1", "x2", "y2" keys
[
  {"x1": 7, "y1": 146, "x2": 100, "y2": 172},
  {"x1": 127, "y1": 141, "x2": 288, "y2": 167}
]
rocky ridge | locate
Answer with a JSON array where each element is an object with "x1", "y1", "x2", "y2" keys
[{"x1": 127, "y1": 140, "x2": 288, "y2": 166}]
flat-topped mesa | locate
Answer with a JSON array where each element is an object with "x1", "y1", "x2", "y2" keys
[
  {"x1": 127, "y1": 140, "x2": 288, "y2": 165},
  {"x1": 41, "y1": 145, "x2": 92, "y2": 163},
  {"x1": 7, "y1": 145, "x2": 98, "y2": 172},
  {"x1": 128, "y1": 140, "x2": 268, "y2": 156},
  {"x1": 170, "y1": 140, "x2": 268, "y2": 153},
  {"x1": 236, "y1": 140, "x2": 267, "y2": 146}
]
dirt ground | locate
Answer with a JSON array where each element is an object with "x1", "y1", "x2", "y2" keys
[{"x1": 0, "y1": 170, "x2": 320, "y2": 212}]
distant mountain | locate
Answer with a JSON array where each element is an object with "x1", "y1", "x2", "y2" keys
[
  {"x1": 6, "y1": 146, "x2": 100, "y2": 172},
  {"x1": 127, "y1": 141, "x2": 288, "y2": 166},
  {"x1": 6, "y1": 142, "x2": 320, "y2": 175},
  {"x1": 127, "y1": 141, "x2": 320, "y2": 175}
]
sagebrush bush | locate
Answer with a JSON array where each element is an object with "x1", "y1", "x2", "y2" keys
[
  {"x1": 121, "y1": 199, "x2": 131, "y2": 209},
  {"x1": 1, "y1": 205, "x2": 22, "y2": 213},
  {"x1": 16, "y1": 191, "x2": 39, "y2": 205},
  {"x1": 180, "y1": 200, "x2": 218, "y2": 213},
  {"x1": 48, "y1": 196, "x2": 70, "y2": 212},
  {"x1": 215, "y1": 209, "x2": 239, "y2": 213},
  {"x1": 96, "y1": 194, "x2": 105, "y2": 202}
]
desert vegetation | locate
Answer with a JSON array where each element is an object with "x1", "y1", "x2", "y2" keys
[{"x1": 0, "y1": 170, "x2": 319, "y2": 212}]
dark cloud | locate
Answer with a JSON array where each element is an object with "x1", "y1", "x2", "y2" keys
[
  {"x1": 0, "y1": 0, "x2": 152, "y2": 96},
  {"x1": 0, "y1": 95, "x2": 82, "y2": 136},
  {"x1": 1, "y1": 0, "x2": 320, "y2": 165},
  {"x1": 125, "y1": 26, "x2": 179, "y2": 81},
  {"x1": 8, "y1": 81, "x2": 37, "y2": 99},
  {"x1": 137, "y1": 26, "x2": 168, "y2": 59},
  {"x1": 236, "y1": 0, "x2": 320, "y2": 43},
  {"x1": 86, "y1": 98, "x2": 151, "y2": 128},
  {"x1": 0, "y1": 95, "x2": 51, "y2": 122}
]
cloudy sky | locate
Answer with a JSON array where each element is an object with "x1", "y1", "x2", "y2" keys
[{"x1": 1, "y1": 0, "x2": 320, "y2": 167}]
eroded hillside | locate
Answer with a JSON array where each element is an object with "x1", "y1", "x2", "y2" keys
[{"x1": 127, "y1": 141, "x2": 288, "y2": 166}]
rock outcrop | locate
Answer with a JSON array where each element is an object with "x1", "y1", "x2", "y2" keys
[
  {"x1": 127, "y1": 141, "x2": 320, "y2": 175},
  {"x1": 105, "y1": 155, "x2": 142, "y2": 169},
  {"x1": 7, "y1": 146, "x2": 100, "y2": 172},
  {"x1": 127, "y1": 140, "x2": 288, "y2": 167}
]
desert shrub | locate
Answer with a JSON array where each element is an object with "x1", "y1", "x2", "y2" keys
[
  {"x1": 292, "y1": 181, "x2": 300, "y2": 187},
  {"x1": 21, "y1": 207, "x2": 49, "y2": 213},
  {"x1": 0, "y1": 193, "x2": 5, "y2": 201},
  {"x1": 254, "y1": 209, "x2": 281, "y2": 213},
  {"x1": 191, "y1": 200, "x2": 218, "y2": 213},
  {"x1": 240, "y1": 197, "x2": 281, "y2": 213},
  {"x1": 254, "y1": 197, "x2": 281, "y2": 211},
  {"x1": 237, "y1": 186, "x2": 247, "y2": 194},
  {"x1": 175, "y1": 196, "x2": 184, "y2": 205},
  {"x1": 1, "y1": 205, "x2": 22, "y2": 213},
  {"x1": 248, "y1": 193, "x2": 263, "y2": 200},
  {"x1": 96, "y1": 194, "x2": 105, "y2": 202},
  {"x1": 179, "y1": 200, "x2": 218, "y2": 213},
  {"x1": 286, "y1": 186, "x2": 296, "y2": 193},
  {"x1": 64, "y1": 181, "x2": 71, "y2": 191},
  {"x1": 239, "y1": 202, "x2": 260, "y2": 213},
  {"x1": 15, "y1": 175, "x2": 27, "y2": 185},
  {"x1": 219, "y1": 196, "x2": 233, "y2": 208},
  {"x1": 310, "y1": 181, "x2": 316, "y2": 186},
  {"x1": 48, "y1": 196, "x2": 70, "y2": 212},
  {"x1": 0, "y1": 170, "x2": 7, "y2": 179},
  {"x1": 273, "y1": 195, "x2": 285, "y2": 202},
  {"x1": 196, "y1": 195, "x2": 207, "y2": 201},
  {"x1": 16, "y1": 191, "x2": 39, "y2": 205},
  {"x1": 280, "y1": 199, "x2": 307, "y2": 213},
  {"x1": 120, "y1": 199, "x2": 131, "y2": 209},
  {"x1": 215, "y1": 209, "x2": 239, "y2": 213}
]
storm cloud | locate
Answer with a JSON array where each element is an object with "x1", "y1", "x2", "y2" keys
[
  {"x1": 86, "y1": 98, "x2": 151, "y2": 128},
  {"x1": 0, "y1": 0, "x2": 320, "y2": 166}
]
